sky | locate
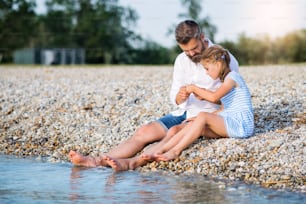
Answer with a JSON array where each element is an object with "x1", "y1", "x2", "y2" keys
[{"x1": 36, "y1": 0, "x2": 306, "y2": 47}]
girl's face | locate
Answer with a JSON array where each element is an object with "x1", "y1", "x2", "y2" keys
[{"x1": 201, "y1": 60, "x2": 221, "y2": 80}]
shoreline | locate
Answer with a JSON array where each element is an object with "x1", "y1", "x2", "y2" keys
[{"x1": 0, "y1": 65, "x2": 305, "y2": 192}]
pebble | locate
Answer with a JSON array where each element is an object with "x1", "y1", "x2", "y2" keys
[{"x1": 0, "y1": 65, "x2": 305, "y2": 192}]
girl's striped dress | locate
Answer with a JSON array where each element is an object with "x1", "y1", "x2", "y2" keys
[{"x1": 218, "y1": 71, "x2": 254, "y2": 138}]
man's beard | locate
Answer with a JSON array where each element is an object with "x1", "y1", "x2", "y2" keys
[{"x1": 187, "y1": 41, "x2": 206, "y2": 63}]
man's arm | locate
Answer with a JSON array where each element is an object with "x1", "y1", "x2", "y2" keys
[{"x1": 169, "y1": 54, "x2": 189, "y2": 106}]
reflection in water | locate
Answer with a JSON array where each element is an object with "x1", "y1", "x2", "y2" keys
[
  {"x1": 170, "y1": 178, "x2": 226, "y2": 203},
  {"x1": 69, "y1": 166, "x2": 85, "y2": 201},
  {"x1": 1, "y1": 155, "x2": 305, "y2": 204},
  {"x1": 69, "y1": 166, "x2": 228, "y2": 203},
  {"x1": 69, "y1": 166, "x2": 172, "y2": 203}
]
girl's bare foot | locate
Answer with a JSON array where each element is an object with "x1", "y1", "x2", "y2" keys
[
  {"x1": 105, "y1": 155, "x2": 150, "y2": 172},
  {"x1": 141, "y1": 154, "x2": 158, "y2": 162},
  {"x1": 155, "y1": 150, "x2": 180, "y2": 162},
  {"x1": 69, "y1": 150, "x2": 105, "y2": 167}
]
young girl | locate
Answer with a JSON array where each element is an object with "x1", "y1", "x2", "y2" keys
[{"x1": 102, "y1": 45, "x2": 254, "y2": 170}]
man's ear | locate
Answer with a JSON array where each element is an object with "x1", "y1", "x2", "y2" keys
[{"x1": 200, "y1": 33, "x2": 205, "y2": 40}]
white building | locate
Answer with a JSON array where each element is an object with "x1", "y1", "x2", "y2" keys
[{"x1": 13, "y1": 48, "x2": 85, "y2": 65}]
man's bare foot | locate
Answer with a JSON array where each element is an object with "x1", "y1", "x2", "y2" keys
[
  {"x1": 104, "y1": 156, "x2": 130, "y2": 171},
  {"x1": 69, "y1": 150, "x2": 105, "y2": 167}
]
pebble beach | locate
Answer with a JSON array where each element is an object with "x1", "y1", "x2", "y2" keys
[{"x1": 0, "y1": 65, "x2": 305, "y2": 192}]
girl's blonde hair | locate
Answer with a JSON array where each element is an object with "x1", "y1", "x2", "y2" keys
[{"x1": 201, "y1": 45, "x2": 231, "y2": 82}]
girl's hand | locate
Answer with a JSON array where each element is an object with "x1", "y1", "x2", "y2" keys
[
  {"x1": 186, "y1": 84, "x2": 195, "y2": 94},
  {"x1": 186, "y1": 84, "x2": 204, "y2": 100}
]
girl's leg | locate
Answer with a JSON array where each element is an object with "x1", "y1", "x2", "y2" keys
[
  {"x1": 157, "y1": 112, "x2": 227, "y2": 161},
  {"x1": 153, "y1": 122, "x2": 195, "y2": 155},
  {"x1": 142, "y1": 123, "x2": 187, "y2": 156}
]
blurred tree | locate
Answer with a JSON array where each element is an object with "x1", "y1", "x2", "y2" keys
[
  {"x1": 220, "y1": 29, "x2": 306, "y2": 65},
  {"x1": 131, "y1": 41, "x2": 173, "y2": 65},
  {"x1": 178, "y1": 0, "x2": 217, "y2": 41},
  {"x1": 0, "y1": 0, "x2": 37, "y2": 62},
  {"x1": 219, "y1": 40, "x2": 242, "y2": 63},
  {"x1": 36, "y1": 10, "x2": 74, "y2": 47},
  {"x1": 40, "y1": 0, "x2": 141, "y2": 64},
  {"x1": 235, "y1": 33, "x2": 271, "y2": 65},
  {"x1": 1, "y1": 0, "x2": 304, "y2": 65},
  {"x1": 278, "y1": 29, "x2": 306, "y2": 63}
]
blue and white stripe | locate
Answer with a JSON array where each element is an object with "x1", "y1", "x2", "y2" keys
[{"x1": 218, "y1": 71, "x2": 254, "y2": 138}]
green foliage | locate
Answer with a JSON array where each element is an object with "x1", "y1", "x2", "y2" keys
[
  {"x1": 129, "y1": 41, "x2": 173, "y2": 65},
  {"x1": 41, "y1": 0, "x2": 141, "y2": 64},
  {"x1": 0, "y1": 0, "x2": 304, "y2": 65},
  {"x1": 0, "y1": 0, "x2": 37, "y2": 62},
  {"x1": 220, "y1": 30, "x2": 306, "y2": 65},
  {"x1": 178, "y1": 0, "x2": 217, "y2": 41},
  {"x1": 278, "y1": 29, "x2": 306, "y2": 63},
  {"x1": 1, "y1": 0, "x2": 173, "y2": 64}
]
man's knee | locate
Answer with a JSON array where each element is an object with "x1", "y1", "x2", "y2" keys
[
  {"x1": 167, "y1": 124, "x2": 183, "y2": 137},
  {"x1": 133, "y1": 122, "x2": 166, "y2": 143}
]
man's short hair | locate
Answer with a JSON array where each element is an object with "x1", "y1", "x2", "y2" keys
[{"x1": 175, "y1": 20, "x2": 202, "y2": 44}]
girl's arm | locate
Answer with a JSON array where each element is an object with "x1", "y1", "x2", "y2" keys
[{"x1": 187, "y1": 79, "x2": 236, "y2": 103}]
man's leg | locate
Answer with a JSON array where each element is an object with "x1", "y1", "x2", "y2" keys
[
  {"x1": 69, "y1": 121, "x2": 166, "y2": 167},
  {"x1": 106, "y1": 121, "x2": 166, "y2": 158}
]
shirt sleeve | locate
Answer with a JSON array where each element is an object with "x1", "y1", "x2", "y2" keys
[
  {"x1": 229, "y1": 52, "x2": 239, "y2": 72},
  {"x1": 169, "y1": 54, "x2": 187, "y2": 107},
  {"x1": 225, "y1": 71, "x2": 239, "y2": 84}
]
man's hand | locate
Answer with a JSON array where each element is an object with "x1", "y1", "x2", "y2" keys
[{"x1": 175, "y1": 86, "x2": 190, "y2": 105}]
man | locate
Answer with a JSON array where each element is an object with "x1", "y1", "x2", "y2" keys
[{"x1": 69, "y1": 20, "x2": 239, "y2": 167}]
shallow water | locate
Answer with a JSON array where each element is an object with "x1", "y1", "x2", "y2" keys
[{"x1": 0, "y1": 155, "x2": 304, "y2": 204}]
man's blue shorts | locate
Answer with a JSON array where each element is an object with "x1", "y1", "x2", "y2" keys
[{"x1": 156, "y1": 111, "x2": 187, "y2": 131}]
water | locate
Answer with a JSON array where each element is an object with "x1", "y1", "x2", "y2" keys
[{"x1": 0, "y1": 155, "x2": 304, "y2": 204}]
